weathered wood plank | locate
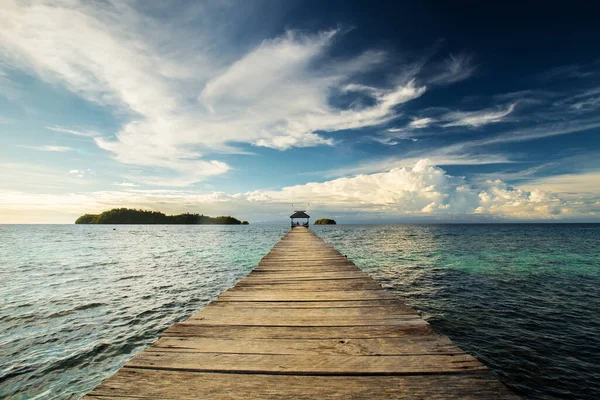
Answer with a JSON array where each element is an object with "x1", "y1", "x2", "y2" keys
[
  {"x1": 232, "y1": 282, "x2": 382, "y2": 290},
  {"x1": 205, "y1": 299, "x2": 416, "y2": 309},
  {"x1": 83, "y1": 227, "x2": 516, "y2": 399},
  {"x1": 152, "y1": 337, "x2": 464, "y2": 356},
  {"x1": 126, "y1": 351, "x2": 487, "y2": 375},
  {"x1": 88, "y1": 369, "x2": 519, "y2": 399},
  {"x1": 245, "y1": 272, "x2": 369, "y2": 279},
  {"x1": 162, "y1": 323, "x2": 435, "y2": 339},
  {"x1": 192, "y1": 305, "x2": 418, "y2": 318},
  {"x1": 184, "y1": 316, "x2": 420, "y2": 326},
  {"x1": 217, "y1": 290, "x2": 396, "y2": 301}
]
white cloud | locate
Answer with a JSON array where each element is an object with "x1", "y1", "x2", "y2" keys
[
  {"x1": 324, "y1": 143, "x2": 514, "y2": 177},
  {"x1": 0, "y1": 1, "x2": 428, "y2": 186},
  {"x1": 46, "y1": 126, "x2": 98, "y2": 137},
  {"x1": 113, "y1": 182, "x2": 139, "y2": 188},
  {"x1": 457, "y1": 118, "x2": 600, "y2": 148},
  {"x1": 426, "y1": 53, "x2": 477, "y2": 85},
  {"x1": 372, "y1": 137, "x2": 400, "y2": 146},
  {"x1": 2, "y1": 160, "x2": 596, "y2": 223},
  {"x1": 68, "y1": 169, "x2": 88, "y2": 179},
  {"x1": 0, "y1": 162, "x2": 93, "y2": 191},
  {"x1": 381, "y1": 103, "x2": 514, "y2": 141},
  {"x1": 408, "y1": 117, "x2": 434, "y2": 129},
  {"x1": 442, "y1": 103, "x2": 516, "y2": 128},
  {"x1": 20, "y1": 145, "x2": 73, "y2": 152},
  {"x1": 519, "y1": 172, "x2": 600, "y2": 195},
  {"x1": 571, "y1": 96, "x2": 600, "y2": 111}
]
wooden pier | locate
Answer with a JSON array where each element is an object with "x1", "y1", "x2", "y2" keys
[{"x1": 85, "y1": 227, "x2": 517, "y2": 399}]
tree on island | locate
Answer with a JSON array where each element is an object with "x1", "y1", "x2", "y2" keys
[
  {"x1": 75, "y1": 208, "x2": 244, "y2": 225},
  {"x1": 314, "y1": 218, "x2": 337, "y2": 225}
]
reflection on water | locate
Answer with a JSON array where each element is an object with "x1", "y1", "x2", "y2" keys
[{"x1": 1, "y1": 223, "x2": 599, "y2": 399}]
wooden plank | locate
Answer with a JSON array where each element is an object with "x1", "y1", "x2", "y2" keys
[
  {"x1": 217, "y1": 290, "x2": 396, "y2": 302},
  {"x1": 232, "y1": 282, "x2": 382, "y2": 290},
  {"x1": 162, "y1": 323, "x2": 435, "y2": 339},
  {"x1": 254, "y1": 266, "x2": 360, "y2": 271},
  {"x1": 230, "y1": 282, "x2": 382, "y2": 291},
  {"x1": 88, "y1": 369, "x2": 519, "y2": 400},
  {"x1": 126, "y1": 351, "x2": 487, "y2": 375},
  {"x1": 184, "y1": 316, "x2": 420, "y2": 326},
  {"x1": 83, "y1": 227, "x2": 516, "y2": 399},
  {"x1": 192, "y1": 305, "x2": 418, "y2": 318},
  {"x1": 204, "y1": 299, "x2": 416, "y2": 309},
  {"x1": 245, "y1": 272, "x2": 369, "y2": 279},
  {"x1": 152, "y1": 337, "x2": 464, "y2": 356}
]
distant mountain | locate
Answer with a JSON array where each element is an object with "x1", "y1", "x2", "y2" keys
[{"x1": 75, "y1": 208, "x2": 245, "y2": 225}]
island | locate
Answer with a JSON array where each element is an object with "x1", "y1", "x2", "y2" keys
[
  {"x1": 75, "y1": 208, "x2": 245, "y2": 225},
  {"x1": 314, "y1": 218, "x2": 337, "y2": 225}
]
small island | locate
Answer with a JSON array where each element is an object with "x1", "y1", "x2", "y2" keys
[
  {"x1": 314, "y1": 218, "x2": 337, "y2": 225},
  {"x1": 75, "y1": 208, "x2": 246, "y2": 225}
]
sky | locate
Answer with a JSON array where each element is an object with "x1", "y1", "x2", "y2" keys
[{"x1": 1, "y1": 0, "x2": 600, "y2": 223}]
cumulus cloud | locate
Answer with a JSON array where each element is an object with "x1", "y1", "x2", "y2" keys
[
  {"x1": 0, "y1": 1, "x2": 429, "y2": 186},
  {"x1": 1, "y1": 160, "x2": 596, "y2": 223}
]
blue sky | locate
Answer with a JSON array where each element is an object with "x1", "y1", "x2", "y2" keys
[{"x1": 1, "y1": 0, "x2": 600, "y2": 223}]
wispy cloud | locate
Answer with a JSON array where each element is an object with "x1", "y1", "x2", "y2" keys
[
  {"x1": 113, "y1": 182, "x2": 139, "y2": 188},
  {"x1": 408, "y1": 117, "x2": 434, "y2": 129},
  {"x1": 378, "y1": 103, "x2": 515, "y2": 143},
  {"x1": 467, "y1": 118, "x2": 600, "y2": 146},
  {"x1": 536, "y1": 60, "x2": 599, "y2": 81},
  {"x1": 426, "y1": 53, "x2": 477, "y2": 85},
  {"x1": 46, "y1": 126, "x2": 98, "y2": 137},
  {"x1": 380, "y1": 117, "x2": 433, "y2": 142},
  {"x1": 19, "y1": 145, "x2": 73, "y2": 152},
  {"x1": 519, "y1": 171, "x2": 600, "y2": 195},
  {"x1": 441, "y1": 103, "x2": 516, "y2": 128},
  {"x1": 0, "y1": 162, "x2": 92, "y2": 191},
  {"x1": 0, "y1": 1, "x2": 435, "y2": 186},
  {"x1": 68, "y1": 169, "x2": 85, "y2": 178},
  {"x1": 322, "y1": 147, "x2": 514, "y2": 178}
]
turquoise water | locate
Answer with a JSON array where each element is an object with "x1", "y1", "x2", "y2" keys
[{"x1": 1, "y1": 224, "x2": 599, "y2": 399}]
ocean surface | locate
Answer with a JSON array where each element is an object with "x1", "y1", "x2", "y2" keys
[{"x1": 1, "y1": 224, "x2": 599, "y2": 399}]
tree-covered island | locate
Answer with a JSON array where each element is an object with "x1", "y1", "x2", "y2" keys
[
  {"x1": 314, "y1": 218, "x2": 337, "y2": 225},
  {"x1": 75, "y1": 208, "x2": 246, "y2": 225}
]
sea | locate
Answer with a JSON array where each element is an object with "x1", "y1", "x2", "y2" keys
[{"x1": 1, "y1": 224, "x2": 599, "y2": 399}]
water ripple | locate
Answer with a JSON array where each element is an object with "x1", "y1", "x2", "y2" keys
[
  {"x1": 0, "y1": 224, "x2": 286, "y2": 399},
  {"x1": 2, "y1": 224, "x2": 599, "y2": 399},
  {"x1": 315, "y1": 223, "x2": 600, "y2": 400}
]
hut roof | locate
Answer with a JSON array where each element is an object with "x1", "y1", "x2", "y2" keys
[{"x1": 290, "y1": 211, "x2": 310, "y2": 219}]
